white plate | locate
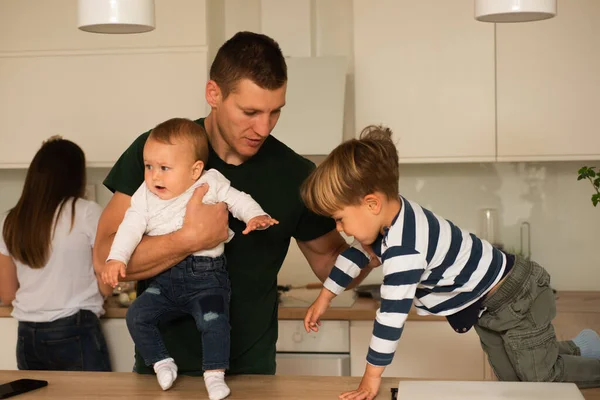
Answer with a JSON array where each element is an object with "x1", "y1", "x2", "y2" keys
[{"x1": 397, "y1": 380, "x2": 584, "y2": 400}]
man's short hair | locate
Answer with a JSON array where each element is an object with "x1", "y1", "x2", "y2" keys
[{"x1": 210, "y1": 31, "x2": 287, "y2": 98}]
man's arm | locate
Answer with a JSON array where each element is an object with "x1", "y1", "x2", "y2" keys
[
  {"x1": 93, "y1": 185, "x2": 230, "y2": 282},
  {"x1": 297, "y1": 230, "x2": 379, "y2": 288}
]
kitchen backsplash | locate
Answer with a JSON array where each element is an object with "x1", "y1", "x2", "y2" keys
[{"x1": 1, "y1": 161, "x2": 598, "y2": 290}]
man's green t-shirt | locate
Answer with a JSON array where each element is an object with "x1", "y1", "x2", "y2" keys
[{"x1": 103, "y1": 118, "x2": 335, "y2": 375}]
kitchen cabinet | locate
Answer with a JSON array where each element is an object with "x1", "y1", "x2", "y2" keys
[
  {"x1": 0, "y1": 0, "x2": 207, "y2": 168},
  {"x1": 350, "y1": 320, "x2": 486, "y2": 380},
  {"x1": 496, "y1": 0, "x2": 600, "y2": 161},
  {"x1": 101, "y1": 318, "x2": 135, "y2": 373},
  {"x1": 276, "y1": 320, "x2": 351, "y2": 376},
  {"x1": 0, "y1": 317, "x2": 18, "y2": 370},
  {"x1": 353, "y1": 0, "x2": 496, "y2": 163}
]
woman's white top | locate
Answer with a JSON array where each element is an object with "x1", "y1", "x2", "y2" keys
[{"x1": 0, "y1": 198, "x2": 105, "y2": 322}]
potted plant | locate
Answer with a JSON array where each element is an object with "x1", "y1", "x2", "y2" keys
[{"x1": 577, "y1": 166, "x2": 600, "y2": 207}]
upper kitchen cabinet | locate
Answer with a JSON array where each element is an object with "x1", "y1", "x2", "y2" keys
[
  {"x1": 353, "y1": 0, "x2": 496, "y2": 163},
  {"x1": 496, "y1": 0, "x2": 600, "y2": 161},
  {"x1": 0, "y1": 0, "x2": 207, "y2": 168}
]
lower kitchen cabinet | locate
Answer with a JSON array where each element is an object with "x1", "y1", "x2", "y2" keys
[
  {"x1": 350, "y1": 320, "x2": 486, "y2": 380},
  {"x1": 0, "y1": 317, "x2": 17, "y2": 370},
  {"x1": 101, "y1": 318, "x2": 135, "y2": 372},
  {"x1": 276, "y1": 320, "x2": 351, "y2": 376}
]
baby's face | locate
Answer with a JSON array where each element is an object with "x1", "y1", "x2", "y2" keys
[{"x1": 143, "y1": 137, "x2": 201, "y2": 200}]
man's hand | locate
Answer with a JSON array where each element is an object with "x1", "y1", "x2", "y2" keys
[
  {"x1": 242, "y1": 215, "x2": 279, "y2": 234},
  {"x1": 179, "y1": 184, "x2": 229, "y2": 252},
  {"x1": 339, "y1": 365, "x2": 384, "y2": 400},
  {"x1": 101, "y1": 260, "x2": 126, "y2": 288},
  {"x1": 304, "y1": 288, "x2": 336, "y2": 333}
]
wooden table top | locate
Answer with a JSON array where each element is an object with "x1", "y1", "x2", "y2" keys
[{"x1": 1, "y1": 370, "x2": 598, "y2": 400}]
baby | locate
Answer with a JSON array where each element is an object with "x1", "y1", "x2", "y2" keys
[{"x1": 98, "y1": 118, "x2": 277, "y2": 400}]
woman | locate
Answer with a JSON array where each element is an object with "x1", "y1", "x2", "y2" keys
[{"x1": 0, "y1": 136, "x2": 112, "y2": 371}]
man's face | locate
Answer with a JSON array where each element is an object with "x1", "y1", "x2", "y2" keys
[{"x1": 215, "y1": 78, "x2": 286, "y2": 162}]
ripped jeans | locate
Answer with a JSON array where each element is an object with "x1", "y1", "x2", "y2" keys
[{"x1": 126, "y1": 255, "x2": 231, "y2": 371}]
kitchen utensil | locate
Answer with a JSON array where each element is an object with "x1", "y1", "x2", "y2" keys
[{"x1": 479, "y1": 208, "x2": 503, "y2": 249}]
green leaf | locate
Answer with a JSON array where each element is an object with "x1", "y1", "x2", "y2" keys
[
  {"x1": 592, "y1": 194, "x2": 600, "y2": 207},
  {"x1": 578, "y1": 166, "x2": 589, "y2": 175},
  {"x1": 594, "y1": 177, "x2": 600, "y2": 189}
]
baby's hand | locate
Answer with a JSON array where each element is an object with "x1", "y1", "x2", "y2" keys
[
  {"x1": 242, "y1": 215, "x2": 279, "y2": 234},
  {"x1": 101, "y1": 260, "x2": 126, "y2": 288}
]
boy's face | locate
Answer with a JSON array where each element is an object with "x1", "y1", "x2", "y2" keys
[
  {"x1": 332, "y1": 202, "x2": 382, "y2": 246},
  {"x1": 143, "y1": 137, "x2": 203, "y2": 200}
]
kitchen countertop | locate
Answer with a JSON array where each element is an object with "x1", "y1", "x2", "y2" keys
[
  {"x1": 1, "y1": 370, "x2": 598, "y2": 400},
  {"x1": 0, "y1": 292, "x2": 443, "y2": 320},
  {"x1": 1, "y1": 291, "x2": 598, "y2": 322}
]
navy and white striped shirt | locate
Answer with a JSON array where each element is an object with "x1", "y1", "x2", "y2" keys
[{"x1": 323, "y1": 196, "x2": 507, "y2": 367}]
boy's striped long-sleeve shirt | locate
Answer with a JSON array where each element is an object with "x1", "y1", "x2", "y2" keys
[{"x1": 323, "y1": 196, "x2": 508, "y2": 367}]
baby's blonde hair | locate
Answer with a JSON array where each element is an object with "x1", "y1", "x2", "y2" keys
[
  {"x1": 301, "y1": 125, "x2": 399, "y2": 216},
  {"x1": 149, "y1": 118, "x2": 209, "y2": 164}
]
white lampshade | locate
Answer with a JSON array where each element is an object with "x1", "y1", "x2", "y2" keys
[
  {"x1": 475, "y1": 0, "x2": 557, "y2": 23},
  {"x1": 78, "y1": 0, "x2": 155, "y2": 34}
]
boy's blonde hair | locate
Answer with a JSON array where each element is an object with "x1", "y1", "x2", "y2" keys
[
  {"x1": 301, "y1": 125, "x2": 399, "y2": 216},
  {"x1": 149, "y1": 118, "x2": 209, "y2": 164}
]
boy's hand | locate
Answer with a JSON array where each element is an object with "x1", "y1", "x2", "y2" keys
[
  {"x1": 101, "y1": 260, "x2": 126, "y2": 288},
  {"x1": 303, "y1": 289, "x2": 335, "y2": 332},
  {"x1": 339, "y1": 365, "x2": 384, "y2": 400},
  {"x1": 242, "y1": 215, "x2": 279, "y2": 234}
]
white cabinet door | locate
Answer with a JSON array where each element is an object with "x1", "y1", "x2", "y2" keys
[
  {"x1": 0, "y1": 318, "x2": 18, "y2": 370},
  {"x1": 496, "y1": 0, "x2": 600, "y2": 161},
  {"x1": 0, "y1": 0, "x2": 208, "y2": 168},
  {"x1": 101, "y1": 318, "x2": 135, "y2": 372},
  {"x1": 276, "y1": 353, "x2": 350, "y2": 376},
  {"x1": 350, "y1": 321, "x2": 485, "y2": 380},
  {"x1": 0, "y1": 50, "x2": 208, "y2": 168},
  {"x1": 353, "y1": 0, "x2": 496, "y2": 163}
]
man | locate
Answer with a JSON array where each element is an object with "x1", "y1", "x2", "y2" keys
[{"x1": 94, "y1": 32, "x2": 375, "y2": 375}]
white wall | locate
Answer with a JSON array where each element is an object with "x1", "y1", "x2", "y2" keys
[
  {"x1": 6, "y1": 162, "x2": 596, "y2": 289},
  {"x1": 278, "y1": 161, "x2": 600, "y2": 291}
]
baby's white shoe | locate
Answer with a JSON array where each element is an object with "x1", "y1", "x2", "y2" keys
[
  {"x1": 153, "y1": 358, "x2": 178, "y2": 390},
  {"x1": 204, "y1": 370, "x2": 230, "y2": 400}
]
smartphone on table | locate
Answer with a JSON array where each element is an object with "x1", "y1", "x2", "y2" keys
[{"x1": 0, "y1": 379, "x2": 48, "y2": 399}]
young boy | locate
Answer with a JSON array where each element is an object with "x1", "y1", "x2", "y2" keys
[
  {"x1": 301, "y1": 125, "x2": 600, "y2": 400},
  {"x1": 97, "y1": 118, "x2": 277, "y2": 400}
]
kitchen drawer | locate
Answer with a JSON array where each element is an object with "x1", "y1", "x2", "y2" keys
[
  {"x1": 276, "y1": 353, "x2": 350, "y2": 376},
  {"x1": 277, "y1": 320, "x2": 350, "y2": 353}
]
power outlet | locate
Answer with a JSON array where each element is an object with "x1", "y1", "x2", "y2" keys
[{"x1": 85, "y1": 184, "x2": 97, "y2": 202}]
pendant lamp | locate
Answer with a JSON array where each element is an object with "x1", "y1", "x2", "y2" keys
[
  {"x1": 78, "y1": 0, "x2": 155, "y2": 34},
  {"x1": 475, "y1": 0, "x2": 557, "y2": 23}
]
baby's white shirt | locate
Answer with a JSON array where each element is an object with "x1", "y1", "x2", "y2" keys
[{"x1": 107, "y1": 169, "x2": 267, "y2": 264}]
